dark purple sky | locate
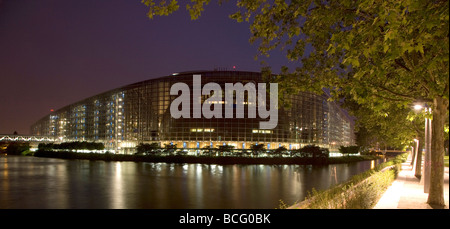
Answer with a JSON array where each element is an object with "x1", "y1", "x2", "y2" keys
[{"x1": 0, "y1": 0, "x2": 296, "y2": 135}]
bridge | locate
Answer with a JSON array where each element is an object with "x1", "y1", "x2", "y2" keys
[{"x1": 0, "y1": 134, "x2": 57, "y2": 143}]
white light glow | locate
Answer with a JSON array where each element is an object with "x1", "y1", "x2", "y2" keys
[{"x1": 413, "y1": 104, "x2": 423, "y2": 110}]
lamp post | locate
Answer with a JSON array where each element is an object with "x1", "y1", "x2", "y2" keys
[
  {"x1": 412, "y1": 139, "x2": 419, "y2": 174},
  {"x1": 414, "y1": 103, "x2": 431, "y2": 193},
  {"x1": 423, "y1": 107, "x2": 431, "y2": 193}
]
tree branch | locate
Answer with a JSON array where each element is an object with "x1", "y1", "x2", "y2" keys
[
  {"x1": 369, "y1": 81, "x2": 419, "y2": 101},
  {"x1": 370, "y1": 92, "x2": 410, "y2": 102},
  {"x1": 394, "y1": 59, "x2": 412, "y2": 72}
]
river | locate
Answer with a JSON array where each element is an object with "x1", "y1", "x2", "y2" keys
[{"x1": 0, "y1": 155, "x2": 384, "y2": 209}]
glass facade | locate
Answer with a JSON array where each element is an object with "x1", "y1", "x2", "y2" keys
[{"x1": 31, "y1": 71, "x2": 355, "y2": 154}]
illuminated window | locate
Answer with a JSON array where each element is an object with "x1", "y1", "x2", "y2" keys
[
  {"x1": 207, "y1": 100, "x2": 226, "y2": 104},
  {"x1": 191, "y1": 128, "x2": 214, "y2": 132},
  {"x1": 252, "y1": 129, "x2": 273, "y2": 134}
]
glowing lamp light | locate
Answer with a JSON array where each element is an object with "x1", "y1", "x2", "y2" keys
[
  {"x1": 50, "y1": 109, "x2": 54, "y2": 112},
  {"x1": 413, "y1": 104, "x2": 423, "y2": 111}
]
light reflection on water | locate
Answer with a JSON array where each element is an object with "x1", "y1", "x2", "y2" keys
[{"x1": 0, "y1": 156, "x2": 384, "y2": 209}]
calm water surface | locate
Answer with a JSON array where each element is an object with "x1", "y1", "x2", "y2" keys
[{"x1": 0, "y1": 155, "x2": 384, "y2": 209}]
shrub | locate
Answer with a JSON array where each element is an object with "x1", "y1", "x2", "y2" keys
[
  {"x1": 339, "y1": 145, "x2": 360, "y2": 156},
  {"x1": 290, "y1": 153, "x2": 406, "y2": 209},
  {"x1": 39, "y1": 141, "x2": 105, "y2": 151},
  {"x1": 136, "y1": 143, "x2": 161, "y2": 155},
  {"x1": 6, "y1": 142, "x2": 30, "y2": 155}
]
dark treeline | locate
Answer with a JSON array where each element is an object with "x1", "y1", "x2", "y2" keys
[
  {"x1": 32, "y1": 141, "x2": 382, "y2": 165},
  {"x1": 33, "y1": 150, "x2": 379, "y2": 165},
  {"x1": 136, "y1": 143, "x2": 331, "y2": 159},
  {"x1": 2, "y1": 142, "x2": 30, "y2": 155},
  {"x1": 38, "y1": 141, "x2": 105, "y2": 151}
]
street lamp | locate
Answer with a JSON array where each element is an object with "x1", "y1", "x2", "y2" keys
[
  {"x1": 414, "y1": 104, "x2": 424, "y2": 111},
  {"x1": 412, "y1": 139, "x2": 419, "y2": 174},
  {"x1": 413, "y1": 102, "x2": 431, "y2": 193},
  {"x1": 422, "y1": 107, "x2": 432, "y2": 193}
]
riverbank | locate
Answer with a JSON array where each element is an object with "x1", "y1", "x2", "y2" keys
[
  {"x1": 33, "y1": 150, "x2": 381, "y2": 165},
  {"x1": 288, "y1": 153, "x2": 408, "y2": 209}
]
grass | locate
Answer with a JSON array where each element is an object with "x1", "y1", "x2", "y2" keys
[{"x1": 445, "y1": 156, "x2": 449, "y2": 167}]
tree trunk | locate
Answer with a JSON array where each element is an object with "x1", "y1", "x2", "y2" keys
[
  {"x1": 411, "y1": 145, "x2": 416, "y2": 166},
  {"x1": 427, "y1": 96, "x2": 448, "y2": 207},
  {"x1": 414, "y1": 133, "x2": 424, "y2": 178}
]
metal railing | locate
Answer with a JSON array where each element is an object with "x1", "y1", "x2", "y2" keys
[{"x1": 0, "y1": 134, "x2": 56, "y2": 142}]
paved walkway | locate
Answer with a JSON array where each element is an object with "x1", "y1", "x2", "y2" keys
[{"x1": 373, "y1": 154, "x2": 449, "y2": 209}]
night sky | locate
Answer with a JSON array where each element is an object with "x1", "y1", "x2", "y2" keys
[{"x1": 0, "y1": 0, "x2": 296, "y2": 135}]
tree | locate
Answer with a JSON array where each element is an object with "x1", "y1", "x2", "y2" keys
[
  {"x1": 298, "y1": 145, "x2": 329, "y2": 163},
  {"x1": 299, "y1": 145, "x2": 319, "y2": 158},
  {"x1": 343, "y1": 97, "x2": 426, "y2": 176},
  {"x1": 136, "y1": 143, "x2": 160, "y2": 155},
  {"x1": 217, "y1": 144, "x2": 235, "y2": 156},
  {"x1": 142, "y1": 0, "x2": 449, "y2": 206},
  {"x1": 6, "y1": 142, "x2": 30, "y2": 155},
  {"x1": 38, "y1": 143, "x2": 53, "y2": 151},
  {"x1": 163, "y1": 143, "x2": 177, "y2": 154},
  {"x1": 95, "y1": 142, "x2": 105, "y2": 151},
  {"x1": 347, "y1": 102, "x2": 420, "y2": 150},
  {"x1": 249, "y1": 143, "x2": 265, "y2": 156},
  {"x1": 274, "y1": 146, "x2": 287, "y2": 157},
  {"x1": 339, "y1": 145, "x2": 359, "y2": 156},
  {"x1": 201, "y1": 146, "x2": 215, "y2": 156}
]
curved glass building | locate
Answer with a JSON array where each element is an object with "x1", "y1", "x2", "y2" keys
[{"x1": 31, "y1": 70, "x2": 355, "y2": 154}]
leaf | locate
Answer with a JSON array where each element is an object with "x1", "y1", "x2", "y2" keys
[
  {"x1": 383, "y1": 43, "x2": 389, "y2": 53},
  {"x1": 384, "y1": 30, "x2": 392, "y2": 41},
  {"x1": 415, "y1": 43, "x2": 424, "y2": 54},
  {"x1": 372, "y1": 16, "x2": 379, "y2": 26}
]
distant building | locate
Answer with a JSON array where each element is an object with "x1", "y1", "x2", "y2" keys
[{"x1": 31, "y1": 70, "x2": 355, "y2": 154}]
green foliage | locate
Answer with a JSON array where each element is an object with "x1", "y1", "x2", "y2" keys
[
  {"x1": 21, "y1": 150, "x2": 33, "y2": 156},
  {"x1": 200, "y1": 146, "x2": 215, "y2": 156},
  {"x1": 140, "y1": 0, "x2": 449, "y2": 153},
  {"x1": 249, "y1": 143, "x2": 265, "y2": 156},
  {"x1": 38, "y1": 143, "x2": 52, "y2": 151},
  {"x1": 217, "y1": 144, "x2": 235, "y2": 155},
  {"x1": 345, "y1": 97, "x2": 425, "y2": 150},
  {"x1": 136, "y1": 143, "x2": 161, "y2": 155},
  {"x1": 339, "y1": 145, "x2": 360, "y2": 156},
  {"x1": 163, "y1": 143, "x2": 177, "y2": 154},
  {"x1": 34, "y1": 148, "x2": 379, "y2": 166},
  {"x1": 141, "y1": 0, "x2": 180, "y2": 19},
  {"x1": 301, "y1": 145, "x2": 329, "y2": 157},
  {"x1": 142, "y1": 1, "x2": 448, "y2": 102},
  {"x1": 273, "y1": 146, "x2": 287, "y2": 156},
  {"x1": 6, "y1": 142, "x2": 30, "y2": 155},
  {"x1": 291, "y1": 153, "x2": 407, "y2": 209},
  {"x1": 290, "y1": 144, "x2": 329, "y2": 159}
]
